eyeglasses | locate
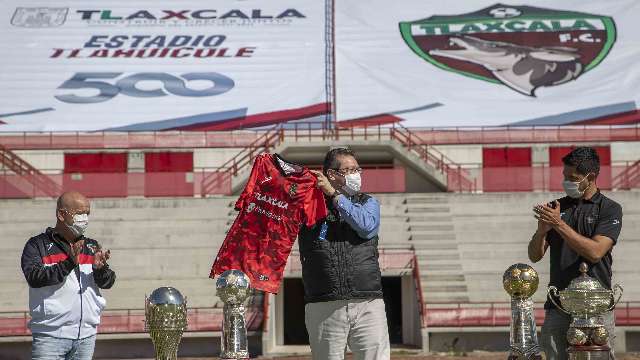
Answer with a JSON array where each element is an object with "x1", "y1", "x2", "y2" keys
[{"x1": 332, "y1": 167, "x2": 363, "y2": 175}]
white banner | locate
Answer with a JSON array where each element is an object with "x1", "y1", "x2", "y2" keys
[
  {"x1": 0, "y1": 1, "x2": 330, "y2": 131},
  {"x1": 335, "y1": 0, "x2": 640, "y2": 127}
]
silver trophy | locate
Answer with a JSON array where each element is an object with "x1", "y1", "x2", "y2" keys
[
  {"x1": 503, "y1": 264, "x2": 542, "y2": 360},
  {"x1": 144, "y1": 287, "x2": 188, "y2": 360},
  {"x1": 548, "y1": 262, "x2": 623, "y2": 360},
  {"x1": 216, "y1": 269, "x2": 251, "y2": 359}
]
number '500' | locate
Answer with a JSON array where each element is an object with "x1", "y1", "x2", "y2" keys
[{"x1": 55, "y1": 72, "x2": 234, "y2": 104}]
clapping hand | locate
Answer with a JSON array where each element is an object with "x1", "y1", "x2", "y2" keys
[
  {"x1": 70, "y1": 239, "x2": 84, "y2": 265},
  {"x1": 533, "y1": 200, "x2": 563, "y2": 229},
  {"x1": 93, "y1": 245, "x2": 111, "y2": 269}
]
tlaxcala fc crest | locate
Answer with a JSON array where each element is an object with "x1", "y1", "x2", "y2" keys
[{"x1": 399, "y1": 4, "x2": 616, "y2": 96}]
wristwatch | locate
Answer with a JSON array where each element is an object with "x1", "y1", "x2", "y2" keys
[{"x1": 330, "y1": 190, "x2": 340, "y2": 200}]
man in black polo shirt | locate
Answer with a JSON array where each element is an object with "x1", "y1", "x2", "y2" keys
[{"x1": 529, "y1": 147, "x2": 623, "y2": 360}]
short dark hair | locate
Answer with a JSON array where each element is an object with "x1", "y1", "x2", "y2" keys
[
  {"x1": 323, "y1": 147, "x2": 356, "y2": 174},
  {"x1": 562, "y1": 147, "x2": 600, "y2": 176}
]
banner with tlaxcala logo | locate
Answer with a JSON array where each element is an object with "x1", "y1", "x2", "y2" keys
[
  {"x1": 0, "y1": 1, "x2": 330, "y2": 131},
  {"x1": 336, "y1": 1, "x2": 640, "y2": 127}
]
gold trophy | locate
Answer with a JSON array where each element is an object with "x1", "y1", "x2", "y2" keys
[
  {"x1": 503, "y1": 263, "x2": 542, "y2": 360},
  {"x1": 145, "y1": 287, "x2": 188, "y2": 360},
  {"x1": 548, "y1": 263, "x2": 623, "y2": 360}
]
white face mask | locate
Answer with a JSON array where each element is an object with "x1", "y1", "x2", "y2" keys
[
  {"x1": 66, "y1": 213, "x2": 89, "y2": 238},
  {"x1": 342, "y1": 173, "x2": 362, "y2": 196},
  {"x1": 562, "y1": 175, "x2": 589, "y2": 199}
]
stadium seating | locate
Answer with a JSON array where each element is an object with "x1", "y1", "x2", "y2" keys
[{"x1": 3, "y1": 191, "x2": 638, "y2": 314}]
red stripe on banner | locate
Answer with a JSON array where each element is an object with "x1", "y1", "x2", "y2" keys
[
  {"x1": 42, "y1": 253, "x2": 68, "y2": 264},
  {"x1": 337, "y1": 114, "x2": 402, "y2": 128},
  {"x1": 78, "y1": 253, "x2": 94, "y2": 265},
  {"x1": 575, "y1": 110, "x2": 640, "y2": 125},
  {"x1": 172, "y1": 102, "x2": 330, "y2": 131}
]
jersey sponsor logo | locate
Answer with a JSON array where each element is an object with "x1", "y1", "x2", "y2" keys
[
  {"x1": 612, "y1": 219, "x2": 620, "y2": 225},
  {"x1": 260, "y1": 176, "x2": 272, "y2": 184},
  {"x1": 47, "y1": 243, "x2": 54, "y2": 251},
  {"x1": 400, "y1": 4, "x2": 616, "y2": 96},
  {"x1": 246, "y1": 201, "x2": 282, "y2": 221},
  {"x1": 255, "y1": 192, "x2": 289, "y2": 209}
]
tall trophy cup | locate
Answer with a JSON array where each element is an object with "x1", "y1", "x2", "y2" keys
[
  {"x1": 503, "y1": 264, "x2": 542, "y2": 360},
  {"x1": 144, "y1": 287, "x2": 188, "y2": 360},
  {"x1": 216, "y1": 269, "x2": 251, "y2": 359},
  {"x1": 548, "y1": 263, "x2": 623, "y2": 360}
]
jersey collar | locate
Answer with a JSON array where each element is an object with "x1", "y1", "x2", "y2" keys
[{"x1": 273, "y1": 153, "x2": 304, "y2": 177}]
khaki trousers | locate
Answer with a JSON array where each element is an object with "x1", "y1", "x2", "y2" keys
[{"x1": 305, "y1": 298, "x2": 390, "y2": 360}]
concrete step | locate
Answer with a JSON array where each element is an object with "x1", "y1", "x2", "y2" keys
[
  {"x1": 408, "y1": 224, "x2": 455, "y2": 232},
  {"x1": 413, "y1": 243, "x2": 458, "y2": 251},
  {"x1": 422, "y1": 283, "x2": 468, "y2": 292},
  {"x1": 421, "y1": 274, "x2": 465, "y2": 282},
  {"x1": 421, "y1": 263, "x2": 463, "y2": 271},
  {"x1": 410, "y1": 233, "x2": 456, "y2": 241},
  {"x1": 405, "y1": 206, "x2": 450, "y2": 214},
  {"x1": 95, "y1": 233, "x2": 226, "y2": 250},
  {"x1": 407, "y1": 215, "x2": 453, "y2": 223},
  {"x1": 404, "y1": 197, "x2": 449, "y2": 205},
  {"x1": 423, "y1": 294, "x2": 470, "y2": 303},
  {"x1": 416, "y1": 253, "x2": 460, "y2": 261}
]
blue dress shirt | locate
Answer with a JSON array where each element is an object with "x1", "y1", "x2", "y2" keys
[{"x1": 333, "y1": 194, "x2": 381, "y2": 239}]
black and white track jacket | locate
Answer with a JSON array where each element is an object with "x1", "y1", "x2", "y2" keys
[{"x1": 20, "y1": 228, "x2": 116, "y2": 339}]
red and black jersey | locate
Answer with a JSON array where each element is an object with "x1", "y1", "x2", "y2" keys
[{"x1": 210, "y1": 153, "x2": 328, "y2": 293}]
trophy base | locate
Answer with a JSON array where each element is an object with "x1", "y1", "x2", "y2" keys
[
  {"x1": 568, "y1": 346, "x2": 611, "y2": 360},
  {"x1": 220, "y1": 351, "x2": 249, "y2": 360},
  {"x1": 508, "y1": 345, "x2": 543, "y2": 360},
  {"x1": 508, "y1": 354, "x2": 542, "y2": 360}
]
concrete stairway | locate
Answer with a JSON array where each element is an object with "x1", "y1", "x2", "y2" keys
[{"x1": 405, "y1": 194, "x2": 469, "y2": 303}]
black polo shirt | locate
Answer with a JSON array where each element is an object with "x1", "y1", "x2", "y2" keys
[{"x1": 545, "y1": 190, "x2": 623, "y2": 309}]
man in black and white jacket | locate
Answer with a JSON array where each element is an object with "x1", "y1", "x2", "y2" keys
[{"x1": 21, "y1": 191, "x2": 116, "y2": 360}]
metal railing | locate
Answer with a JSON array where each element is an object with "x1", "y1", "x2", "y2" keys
[
  {"x1": 4, "y1": 301, "x2": 639, "y2": 336},
  {"x1": 0, "y1": 144, "x2": 61, "y2": 197},
  {"x1": 424, "y1": 301, "x2": 640, "y2": 327},
  {"x1": 200, "y1": 126, "x2": 283, "y2": 195},
  {"x1": 0, "y1": 170, "x2": 232, "y2": 198},
  {"x1": 0, "y1": 307, "x2": 264, "y2": 337},
  {"x1": 612, "y1": 160, "x2": 640, "y2": 190},
  {"x1": 412, "y1": 255, "x2": 427, "y2": 328},
  {"x1": 2, "y1": 124, "x2": 640, "y2": 150}
]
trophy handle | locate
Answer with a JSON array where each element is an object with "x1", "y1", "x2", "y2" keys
[
  {"x1": 606, "y1": 284, "x2": 624, "y2": 312},
  {"x1": 547, "y1": 286, "x2": 570, "y2": 314}
]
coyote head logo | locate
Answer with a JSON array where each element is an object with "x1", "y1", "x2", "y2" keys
[{"x1": 429, "y1": 35, "x2": 583, "y2": 96}]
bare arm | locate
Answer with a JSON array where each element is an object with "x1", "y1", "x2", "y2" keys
[
  {"x1": 528, "y1": 228, "x2": 549, "y2": 263},
  {"x1": 529, "y1": 202, "x2": 553, "y2": 262},
  {"x1": 553, "y1": 224, "x2": 613, "y2": 263},
  {"x1": 534, "y1": 200, "x2": 615, "y2": 263}
]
